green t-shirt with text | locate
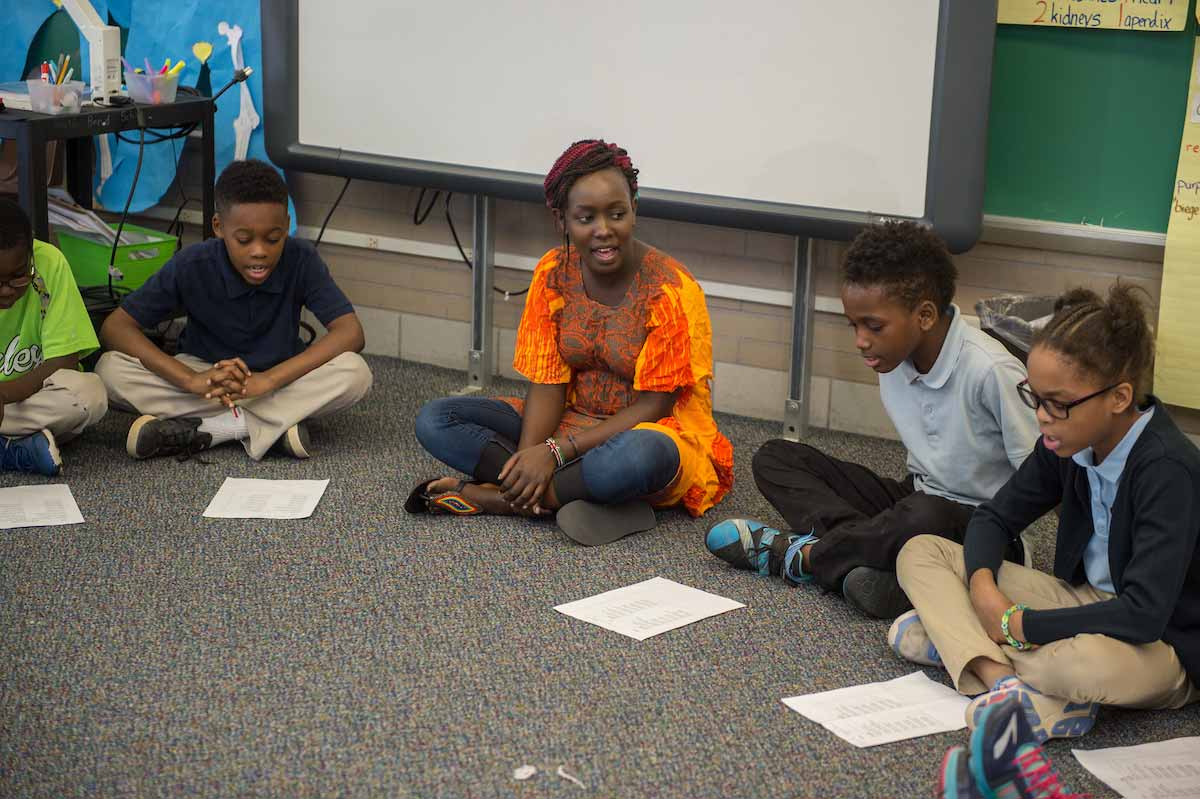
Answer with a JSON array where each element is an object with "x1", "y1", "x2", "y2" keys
[{"x1": 0, "y1": 240, "x2": 99, "y2": 382}]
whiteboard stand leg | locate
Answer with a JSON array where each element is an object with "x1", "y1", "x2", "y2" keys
[
  {"x1": 457, "y1": 195, "x2": 495, "y2": 396},
  {"x1": 783, "y1": 237, "x2": 815, "y2": 441}
]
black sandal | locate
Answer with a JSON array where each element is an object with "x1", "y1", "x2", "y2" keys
[{"x1": 404, "y1": 479, "x2": 485, "y2": 515}]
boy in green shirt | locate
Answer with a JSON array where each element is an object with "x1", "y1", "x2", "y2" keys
[{"x1": 0, "y1": 199, "x2": 107, "y2": 476}]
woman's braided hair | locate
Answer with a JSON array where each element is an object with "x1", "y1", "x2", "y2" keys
[{"x1": 543, "y1": 139, "x2": 638, "y2": 212}]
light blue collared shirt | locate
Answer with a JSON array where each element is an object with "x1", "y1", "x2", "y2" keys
[
  {"x1": 1071, "y1": 407, "x2": 1155, "y2": 593},
  {"x1": 879, "y1": 305, "x2": 1040, "y2": 507}
]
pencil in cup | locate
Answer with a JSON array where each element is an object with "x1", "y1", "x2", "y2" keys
[{"x1": 25, "y1": 78, "x2": 85, "y2": 114}]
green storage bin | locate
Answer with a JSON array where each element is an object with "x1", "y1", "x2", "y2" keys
[{"x1": 55, "y1": 223, "x2": 177, "y2": 290}]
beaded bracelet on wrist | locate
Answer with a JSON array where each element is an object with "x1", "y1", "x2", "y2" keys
[
  {"x1": 1001, "y1": 603, "x2": 1031, "y2": 651},
  {"x1": 544, "y1": 437, "x2": 565, "y2": 467}
]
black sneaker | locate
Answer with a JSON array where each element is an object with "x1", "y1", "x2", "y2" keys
[
  {"x1": 126, "y1": 415, "x2": 212, "y2": 460},
  {"x1": 842, "y1": 565, "x2": 913, "y2": 619},
  {"x1": 271, "y1": 422, "x2": 311, "y2": 459}
]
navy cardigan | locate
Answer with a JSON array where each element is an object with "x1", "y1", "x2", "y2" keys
[{"x1": 964, "y1": 398, "x2": 1200, "y2": 689}]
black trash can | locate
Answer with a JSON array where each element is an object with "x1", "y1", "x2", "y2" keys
[{"x1": 975, "y1": 295, "x2": 1058, "y2": 366}]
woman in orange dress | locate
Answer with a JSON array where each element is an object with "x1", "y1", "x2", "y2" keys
[{"x1": 409, "y1": 140, "x2": 732, "y2": 543}]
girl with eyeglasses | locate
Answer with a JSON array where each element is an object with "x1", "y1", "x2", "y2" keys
[
  {"x1": 892, "y1": 283, "x2": 1200, "y2": 742},
  {"x1": 0, "y1": 199, "x2": 107, "y2": 475}
]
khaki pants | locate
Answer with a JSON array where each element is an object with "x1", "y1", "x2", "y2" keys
[
  {"x1": 0, "y1": 369, "x2": 108, "y2": 443},
  {"x1": 95, "y1": 351, "x2": 373, "y2": 460},
  {"x1": 897, "y1": 534, "x2": 1200, "y2": 709}
]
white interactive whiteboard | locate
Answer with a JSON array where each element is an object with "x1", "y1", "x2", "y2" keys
[{"x1": 262, "y1": 0, "x2": 996, "y2": 251}]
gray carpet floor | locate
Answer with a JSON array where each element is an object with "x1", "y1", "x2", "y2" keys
[{"x1": 1, "y1": 355, "x2": 1196, "y2": 798}]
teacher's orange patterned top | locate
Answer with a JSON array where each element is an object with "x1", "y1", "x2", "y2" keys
[{"x1": 511, "y1": 246, "x2": 733, "y2": 516}]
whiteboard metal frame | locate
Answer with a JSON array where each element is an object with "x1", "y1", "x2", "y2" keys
[
  {"x1": 260, "y1": 0, "x2": 997, "y2": 434},
  {"x1": 261, "y1": 0, "x2": 996, "y2": 251}
]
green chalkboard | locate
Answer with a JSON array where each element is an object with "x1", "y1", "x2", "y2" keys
[{"x1": 984, "y1": 8, "x2": 1196, "y2": 233}]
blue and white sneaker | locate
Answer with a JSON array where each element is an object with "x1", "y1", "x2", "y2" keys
[
  {"x1": 967, "y1": 676, "x2": 1099, "y2": 743},
  {"x1": 887, "y1": 609, "x2": 943, "y2": 667},
  {"x1": 704, "y1": 518, "x2": 817, "y2": 584},
  {"x1": 0, "y1": 429, "x2": 62, "y2": 477},
  {"x1": 937, "y1": 746, "x2": 983, "y2": 799},
  {"x1": 968, "y1": 694, "x2": 1086, "y2": 798}
]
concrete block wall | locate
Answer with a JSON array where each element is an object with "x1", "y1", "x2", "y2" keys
[{"x1": 141, "y1": 155, "x2": 1200, "y2": 441}]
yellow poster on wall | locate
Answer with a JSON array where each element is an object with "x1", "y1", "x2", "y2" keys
[
  {"x1": 998, "y1": 0, "x2": 1187, "y2": 30},
  {"x1": 1154, "y1": 37, "x2": 1200, "y2": 408}
]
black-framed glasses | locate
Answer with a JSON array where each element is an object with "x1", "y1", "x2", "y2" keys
[
  {"x1": 0, "y1": 254, "x2": 34, "y2": 291},
  {"x1": 1017, "y1": 379, "x2": 1121, "y2": 420}
]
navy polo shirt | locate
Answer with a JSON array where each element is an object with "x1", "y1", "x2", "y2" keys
[{"x1": 120, "y1": 236, "x2": 353, "y2": 372}]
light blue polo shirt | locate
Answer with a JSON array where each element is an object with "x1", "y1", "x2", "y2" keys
[
  {"x1": 1071, "y1": 407, "x2": 1155, "y2": 593},
  {"x1": 879, "y1": 305, "x2": 1040, "y2": 507}
]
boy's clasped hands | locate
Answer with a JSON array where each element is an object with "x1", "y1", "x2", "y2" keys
[{"x1": 192, "y1": 357, "x2": 277, "y2": 409}]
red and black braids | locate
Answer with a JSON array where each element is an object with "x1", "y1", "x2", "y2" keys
[{"x1": 542, "y1": 139, "x2": 639, "y2": 212}]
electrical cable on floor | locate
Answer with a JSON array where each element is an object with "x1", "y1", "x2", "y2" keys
[
  {"x1": 443, "y1": 192, "x2": 527, "y2": 298},
  {"x1": 314, "y1": 177, "x2": 351, "y2": 249},
  {"x1": 413, "y1": 187, "x2": 440, "y2": 225},
  {"x1": 317, "y1": 184, "x2": 527, "y2": 297},
  {"x1": 80, "y1": 116, "x2": 144, "y2": 314},
  {"x1": 82, "y1": 73, "x2": 255, "y2": 313},
  {"x1": 166, "y1": 135, "x2": 191, "y2": 250}
]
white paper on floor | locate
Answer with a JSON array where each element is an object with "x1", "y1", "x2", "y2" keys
[
  {"x1": 554, "y1": 577, "x2": 745, "y2": 641},
  {"x1": 202, "y1": 478, "x2": 330, "y2": 519},
  {"x1": 1073, "y1": 737, "x2": 1200, "y2": 799},
  {"x1": 0, "y1": 484, "x2": 84, "y2": 530},
  {"x1": 781, "y1": 671, "x2": 970, "y2": 747}
]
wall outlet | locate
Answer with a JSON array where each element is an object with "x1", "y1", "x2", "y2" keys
[{"x1": 366, "y1": 236, "x2": 379, "y2": 249}]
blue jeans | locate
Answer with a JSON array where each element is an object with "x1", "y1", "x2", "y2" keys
[{"x1": 414, "y1": 396, "x2": 680, "y2": 505}]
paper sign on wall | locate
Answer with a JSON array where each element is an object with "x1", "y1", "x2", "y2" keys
[
  {"x1": 1154, "y1": 37, "x2": 1200, "y2": 409},
  {"x1": 998, "y1": 0, "x2": 1186, "y2": 31}
]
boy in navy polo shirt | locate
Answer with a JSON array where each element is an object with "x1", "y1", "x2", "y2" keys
[
  {"x1": 95, "y1": 160, "x2": 372, "y2": 461},
  {"x1": 705, "y1": 222, "x2": 1039, "y2": 619}
]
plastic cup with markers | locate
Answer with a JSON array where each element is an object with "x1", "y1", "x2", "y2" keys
[
  {"x1": 124, "y1": 70, "x2": 180, "y2": 105},
  {"x1": 26, "y1": 79, "x2": 86, "y2": 114}
]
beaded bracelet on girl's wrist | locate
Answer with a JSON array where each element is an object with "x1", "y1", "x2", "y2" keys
[
  {"x1": 544, "y1": 437, "x2": 565, "y2": 467},
  {"x1": 1001, "y1": 603, "x2": 1031, "y2": 651}
]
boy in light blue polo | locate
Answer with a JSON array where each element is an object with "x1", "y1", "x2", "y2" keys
[{"x1": 706, "y1": 221, "x2": 1039, "y2": 618}]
